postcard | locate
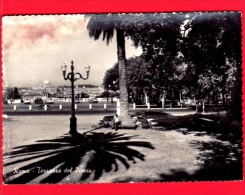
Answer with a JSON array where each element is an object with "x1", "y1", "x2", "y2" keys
[{"x1": 1, "y1": 12, "x2": 243, "y2": 185}]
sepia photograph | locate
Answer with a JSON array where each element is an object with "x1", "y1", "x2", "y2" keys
[{"x1": 2, "y1": 12, "x2": 243, "y2": 184}]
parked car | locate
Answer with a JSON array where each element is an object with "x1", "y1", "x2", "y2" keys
[
  {"x1": 99, "y1": 115, "x2": 114, "y2": 128},
  {"x1": 75, "y1": 99, "x2": 81, "y2": 103},
  {"x1": 89, "y1": 99, "x2": 98, "y2": 103},
  {"x1": 23, "y1": 99, "x2": 31, "y2": 104},
  {"x1": 46, "y1": 98, "x2": 55, "y2": 104},
  {"x1": 34, "y1": 98, "x2": 43, "y2": 104}
]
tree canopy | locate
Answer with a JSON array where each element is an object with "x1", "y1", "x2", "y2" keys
[{"x1": 101, "y1": 12, "x2": 241, "y2": 108}]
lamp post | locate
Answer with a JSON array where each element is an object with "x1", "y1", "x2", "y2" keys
[
  {"x1": 106, "y1": 84, "x2": 111, "y2": 102},
  {"x1": 61, "y1": 60, "x2": 90, "y2": 135},
  {"x1": 112, "y1": 80, "x2": 118, "y2": 103},
  {"x1": 113, "y1": 80, "x2": 118, "y2": 92}
]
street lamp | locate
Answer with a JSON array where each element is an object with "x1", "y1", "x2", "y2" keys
[
  {"x1": 106, "y1": 84, "x2": 111, "y2": 102},
  {"x1": 113, "y1": 80, "x2": 118, "y2": 91},
  {"x1": 61, "y1": 60, "x2": 90, "y2": 135}
]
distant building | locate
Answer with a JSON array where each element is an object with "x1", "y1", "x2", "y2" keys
[
  {"x1": 61, "y1": 85, "x2": 103, "y2": 98},
  {"x1": 22, "y1": 79, "x2": 58, "y2": 100},
  {"x1": 43, "y1": 78, "x2": 51, "y2": 88},
  {"x1": 4, "y1": 80, "x2": 104, "y2": 102}
]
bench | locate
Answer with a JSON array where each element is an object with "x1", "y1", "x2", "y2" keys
[
  {"x1": 197, "y1": 117, "x2": 216, "y2": 128},
  {"x1": 120, "y1": 119, "x2": 137, "y2": 129},
  {"x1": 199, "y1": 118, "x2": 214, "y2": 122}
]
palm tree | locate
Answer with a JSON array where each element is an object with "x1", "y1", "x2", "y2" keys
[{"x1": 87, "y1": 14, "x2": 132, "y2": 123}]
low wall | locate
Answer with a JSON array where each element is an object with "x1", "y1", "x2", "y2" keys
[{"x1": 7, "y1": 99, "x2": 22, "y2": 104}]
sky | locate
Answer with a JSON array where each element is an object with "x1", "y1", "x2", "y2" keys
[{"x1": 2, "y1": 15, "x2": 142, "y2": 88}]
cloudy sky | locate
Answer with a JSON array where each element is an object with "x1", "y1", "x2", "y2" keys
[{"x1": 2, "y1": 15, "x2": 142, "y2": 88}]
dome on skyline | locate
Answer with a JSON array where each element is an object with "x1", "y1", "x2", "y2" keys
[{"x1": 43, "y1": 78, "x2": 51, "y2": 87}]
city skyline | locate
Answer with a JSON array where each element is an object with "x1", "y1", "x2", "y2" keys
[
  {"x1": 4, "y1": 78, "x2": 103, "y2": 89},
  {"x1": 2, "y1": 15, "x2": 142, "y2": 88}
]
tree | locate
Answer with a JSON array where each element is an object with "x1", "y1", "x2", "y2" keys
[
  {"x1": 101, "y1": 14, "x2": 186, "y2": 106},
  {"x1": 13, "y1": 87, "x2": 21, "y2": 99},
  {"x1": 87, "y1": 14, "x2": 131, "y2": 122},
  {"x1": 102, "y1": 64, "x2": 119, "y2": 92},
  {"x1": 96, "y1": 91, "x2": 111, "y2": 98},
  {"x1": 125, "y1": 12, "x2": 241, "y2": 109},
  {"x1": 126, "y1": 56, "x2": 152, "y2": 105},
  {"x1": 89, "y1": 13, "x2": 241, "y2": 114},
  {"x1": 102, "y1": 55, "x2": 153, "y2": 105},
  {"x1": 80, "y1": 92, "x2": 89, "y2": 98},
  {"x1": 4, "y1": 88, "x2": 14, "y2": 100},
  {"x1": 87, "y1": 13, "x2": 189, "y2": 113},
  {"x1": 5, "y1": 87, "x2": 21, "y2": 100},
  {"x1": 179, "y1": 12, "x2": 241, "y2": 107},
  {"x1": 126, "y1": 13, "x2": 187, "y2": 103}
]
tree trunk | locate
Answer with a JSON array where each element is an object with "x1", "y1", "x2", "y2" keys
[
  {"x1": 116, "y1": 29, "x2": 129, "y2": 118},
  {"x1": 143, "y1": 88, "x2": 148, "y2": 105},
  {"x1": 161, "y1": 94, "x2": 165, "y2": 109},
  {"x1": 221, "y1": 88, "x2": 226, "y2": 106}
]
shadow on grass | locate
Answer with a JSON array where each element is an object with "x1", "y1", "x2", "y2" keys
[
  {"x1": 112, "y1": 114, "x2": 243, "y2": 183},
  {"x1": 157, "y1": 138, "x2": 243, "y2": 181},
  {"x1": 156, "y1": 138, "x2": 243, "y2": 181},
  {"x1": 148, "y1": 112, "x2": 242, "y2": 143},
  {"x1": 112, "y1": 139, "x2": 243, "y2": 182},
  {"x1": 155, "y1": 114, "x2": 243, "y2": 181},
  {"x1": 3, "y1": 132, "x2": 154, "y2": 184}
]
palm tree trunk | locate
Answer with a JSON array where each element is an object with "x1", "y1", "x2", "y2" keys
[{"x1": 116, "y1": 28, "x2": 129, "y2": 118}]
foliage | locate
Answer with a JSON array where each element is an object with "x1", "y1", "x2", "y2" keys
[
  {"x1": 179, "y1": 12, "x2": 241, "y2": 105},
  {"x1": 131, "y1": 12, "x2": 241, "y2": 106},
  {"x1": 93, "y1": 12, "x2": 241, "y2": 109},
  {"x1": 102, "y1": 65, "x2": 119, "y2": 91},
  {"x1": 79, "y1": 92, "x2": 89, "y2": 98},
  {"x1": 5, "y1": 87, "x2": 22, "y2": 100},
  {"x1": 96, "y1": 91, "x2": 110, "y2": 98},
  {"x1": 87, "y1": 14, "x2": 133, "y2": 118}
]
